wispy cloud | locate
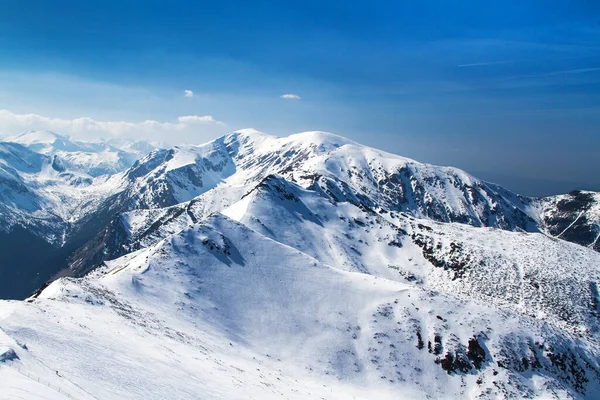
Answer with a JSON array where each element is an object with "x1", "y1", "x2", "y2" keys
[
  {"x1": 280, "y1": 93, "x2": 301, "y2": 100},
  {"x1": 184, "y1": 89, "x2": 194, "y2": 98},
  {"x1": 0, "y1": 110, "x2": 227, "y2": 142},
  {"x1": 498, "y1": 67, "x2": 600, "y2": 84},
  {"x1": 457, "y1": 60, "x2": 517, "y2": 68},
  {"x1": 541, "y1": 67, "x2": 600, "y2": 77}
]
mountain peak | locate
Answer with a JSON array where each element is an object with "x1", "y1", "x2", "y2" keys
[
  {"x1": 232, "y1": 128, "x2": 269, "y2": 137},
  {"x1": 286, "y1": 130, "x2": 355, "y2": 148},
  {"x1": 6, "y1": 130, "x2": 70, "y2": 145},
  {"x1": 2, "y1": 127, "x2": 600, "y2": 399},
  {"x1": 222, "y1": 129, "x2": 354, "y2": 153}
]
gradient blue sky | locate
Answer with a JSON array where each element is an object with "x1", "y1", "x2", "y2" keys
[{"x1": 1, "y1": 0, "x2": 599, "y2": 195}]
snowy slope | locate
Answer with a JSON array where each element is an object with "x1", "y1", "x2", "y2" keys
[
  {"x1": 1, "y1": 215, "x2": 599, "y2": 399},
  {"x1": 0, "y1": 141, "x2": 83, "y2": 243},
  {"x1": 1, "y1": 129, "x2": 600, "y2": 398},
  {"x1": 0, "y1": 131, "x2": 154, "y2": 239},
  {"x1": 3, "y1": 128, "x2": 597, "y2": 251},
  {"x1": 223, "y1": 176, "x2": 600, "y2": 338},
  {"x1": 111, "y1": 129, "x2": 539, "y2": 230},
  {"x1": 1, "y1": 128, "x2": 596, "y2": 254},
  {"x1": 5, "y1": 131, "x2": 155, "y2": 177},
  {"x1": 0, "y1": 133, "x2": 155, "y2": 299},
  {"x1": 1, "y1": 128, "x2": 599, "y2": 300},
  {"x1": 59, "y1": 129, "x2": 600, "y2": 282}
]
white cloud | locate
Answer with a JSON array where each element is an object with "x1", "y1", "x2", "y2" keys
[
  {"x1": 177, "y1": 115, "x2": 222, "y2": 124},
  {"x1": 280, "y1": 93, "x2": 301, "y2": 100},
  {"x1": 184, "y1": 89, "x2": 194, "y2": 98},
  {"x1": 0, "y1": 109, "x2": 227, "y2": 144}
]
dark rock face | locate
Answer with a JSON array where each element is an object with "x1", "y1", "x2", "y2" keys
[
  {"x1": 66, "y1": 199, "x2": 192, "y2": 277},
  {"x1": 0, "y1": 348, "x2": 19, "y2": 362},
  {"x1": 126, "y1": 149, "x2": 171, "y2": 180},
  {"x1": 0, "y1": 189, "x2": 145, "y2": 299},
  {"x1": 67, "y1": 210, "x2": 132, "y2": 277},
  {"x1": 540, "y1": 191, "x2": 600, "y2": 252},
  {"x1": 328, "y1": 162, "x2": 540, "y2": 233},
  {"x1": 51, "y1": 155, "x2": 66, "y2": 172}
]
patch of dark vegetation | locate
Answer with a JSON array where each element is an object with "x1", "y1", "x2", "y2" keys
[
  {"x1": 431, "y1": 336, "x2": 490, "y2": 375},
  {"x1": 494, "y1": 337, "x2": 600, "y2": 395},
  {"x1": 417, "y1": 223, "x2": 432, "y2": 232},
  {"x1": 353, "y1": 218, "x2": 365, "y2": 226},
  {"x1": 428, "y1": 335, "x2": 443, "y2": 356},
  {"x1": 391, "y1": 266, "x2": 421, "y2": 283},
  {"x1": 375, "y1": 304, "x2": 394, "y2": 319},
  {"x1": 546, "y1": 348, "x2": 589, "y2": 393},
  {"x1": 436, "y1": 350, "x2": 471, "y2": 374},
  {"x1": 467, "y1": 336, "x2": 487, "y2": 370},
  {"x1": 411, "y1": 234, "x2": 471, "y2": 280},
  {"x1": 387, "y1": 239, "x2": 403, "y2": 248},
  {"x1": 416, "y1": 331, "x2": 425, "y2": 350}
]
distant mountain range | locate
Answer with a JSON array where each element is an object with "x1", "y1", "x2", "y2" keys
[{"x1": 0, "y1": 129, "x2": 599, "y2": 399}]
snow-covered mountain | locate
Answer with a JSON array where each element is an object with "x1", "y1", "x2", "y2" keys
[
  {"x1": 223, "y1": 175, "x2": 600, "y2": 335},
  {"x1": 5, "y1": 130, "x2": 157, "y2": 177},
  {"x1": 1, "y1": 129, "x2": 599, "y2": 398},
  {"x1": 0, "y1": 128, "x2": 598, "y2": 296},
  {"x1": 1, "y1": 213, "x2": 599, "y2": 399},
  {"x1": 0, "y1": 132, "x2": 156, "y2": 298},
  {"x1": 3, "y1": 127, "x2": 597, "y2": 296},
  {"x1": 59, "y1": 129, "x2": 598, "y2": 276},
  {"x1": 536, "y1": 190, "x2": 600, "y2": 252}
]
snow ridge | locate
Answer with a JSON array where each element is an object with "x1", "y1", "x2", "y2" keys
[{"x1": 0, "y1": 129, "x2": 599, "y2": 399}]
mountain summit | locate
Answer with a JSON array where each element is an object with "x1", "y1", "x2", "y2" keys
[{"x1": 0, "y1": 130, "x2": 599, "y2": 398}]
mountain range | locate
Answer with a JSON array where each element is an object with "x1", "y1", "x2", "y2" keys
[{"x1": 0, "y1": 129, "x2": 599, "y2": 399}]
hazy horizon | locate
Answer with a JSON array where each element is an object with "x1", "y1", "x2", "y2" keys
[
  {"x1": 2, "y1": 126, "x2": 595, "y2": 197},
  {"x1": 1, "y1": 0, "x2": 598, "y2": 196}
]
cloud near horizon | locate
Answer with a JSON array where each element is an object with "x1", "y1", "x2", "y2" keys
[
  {"x1": 184, "y1": 89, "x2": 194, "y2": 97},
  {"x1": 280, "y1": 93, "x2": 301, "y2": 100},
  {"x1": 0, "y1": 110, "x2": 227, "y2": 143}
]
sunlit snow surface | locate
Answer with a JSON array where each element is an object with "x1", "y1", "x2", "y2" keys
[
  {"x1": 0, "y1": 131, "x2": 156, "y2": 244},
  {"x1": 1, "y1": 129, "x2": 600, "y2": 399}
]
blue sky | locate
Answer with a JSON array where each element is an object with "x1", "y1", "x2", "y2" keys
[{"x1": 0, "y1": 0, "x2": 599, "y2": 195}]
